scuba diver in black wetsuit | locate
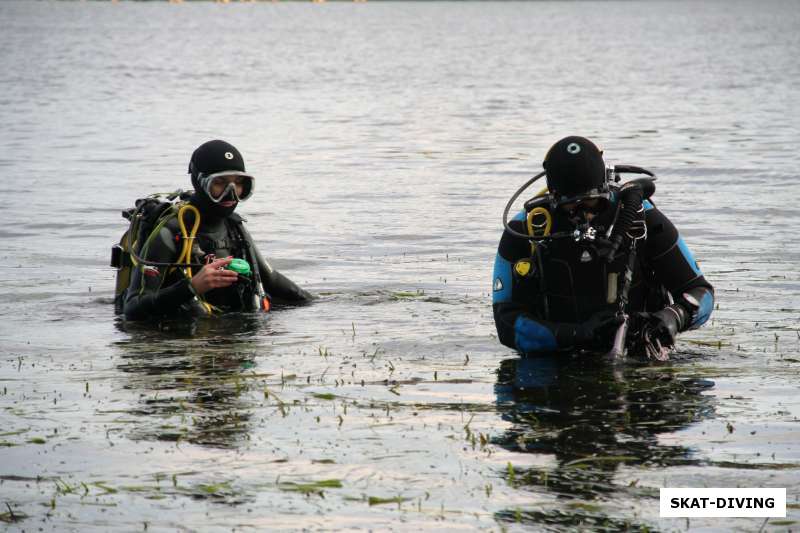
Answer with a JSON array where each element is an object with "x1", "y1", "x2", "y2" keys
[
  {"x1": 115, "y1": 140, "x2": 313, "y2": 321},
  {"x1": 492, "y1": 136, "x2": 714, "y2": 359}
]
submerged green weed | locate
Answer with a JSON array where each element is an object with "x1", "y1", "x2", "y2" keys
[
  {"x1": 567, "y1": 502, "x2": 603, "y2": 513},
  {"x1": 507, "y1": 462, "x2": 516, "y2": 487},
  {"x1": 93, "y1": 482, "x2": 118, "y2": 495},
  {"x1": 312, "y1": 393, "x2": 336, "y2": 401},
  {"x1": 390, "y1": 290, "x2": 425, "y2": 300},
  {"x1": 368, "y1": 496, "x2": 411, "y2": 506},
  {"x1": 0, "y1": 429, "x2": 29, "y2": 437},
  {"x1": 564, "y1": 455, "x2": 636, "y2": 468},
  {"x1": 195, "y1": 482, "x2": 232, "y2": 496},
  {"x1": 278, "y1": 479, "x2": 342, "y2": 496},
  {"x1": 0, "y1": 503, "x2": 28, "y2": 524},
  {"x1": 686, "y1": 339, "x2": 729, "y2": 348}
]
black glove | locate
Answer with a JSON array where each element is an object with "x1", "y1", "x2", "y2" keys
[
  {"x1": 567, "y1": 311, "x2": 624, "y2": 348},
  {"x1": 632, "y1": 304, "x2": 687, "y2": 360},
  {"x1": 636, "y1": 306, "x2": 685, "y2": 345}
]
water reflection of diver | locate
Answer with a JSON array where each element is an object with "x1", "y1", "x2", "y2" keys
[
  {"x1": 494, "y1": 357, "x2": 715, "y2": 497},
  {"x1": 113, "y1": 140, "x2": 313, "y2": 321},
  {"x1": 493, "y1": 137, "x2": 714, "y2": 359},
  {"x1": 114, "y1": 316, "x2": 263, "y2": 448}
]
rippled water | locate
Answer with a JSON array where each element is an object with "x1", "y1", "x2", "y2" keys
[{"x1": 1, "y1": 0, "x2": 799, "y2": 530}]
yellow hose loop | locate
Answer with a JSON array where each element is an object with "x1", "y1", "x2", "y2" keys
[
  {"x1": 526, "y1": 206, "x2": 552, "y2": 256},
  {"x1": 177, "y1": 204, "x2": 201, "y2": 277},
  {"x1": 524, "y1": 187, "x2": 552, "y2": 255},
  {"x1": 528, "y1": 207, "x2": 552, "y2": 237},
  {"x1": 176, "y1": 204, "x2": 213, "y2": 315}
]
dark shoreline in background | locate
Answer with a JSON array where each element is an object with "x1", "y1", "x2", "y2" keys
[{"x1": 47, "y1": 0, "x2": 612, "y2": 3}]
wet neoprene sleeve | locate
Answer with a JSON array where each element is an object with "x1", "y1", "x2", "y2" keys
[
  {"x1": 123, "y1": 222, "x2": 196, "y2": 321},
  {"x1": 641, "y1": 201, "x2": 714, "y2": 330},
  {"x1": 238, "y1": 224, "x2": 314, "y2": 305}
]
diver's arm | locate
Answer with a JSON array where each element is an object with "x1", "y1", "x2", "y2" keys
[
  {"x1": 262, "y1": 267, "x2": 314, "y2": 305},
  {"x1": 643, "y1": 203, "x2": 715, "y2": 331},
  {"x1": 123, "y1": 226, "x2": 196, "y2": 321},
  {"x1": 494, "y1": 302, "x2": 558, "y2": 354},
  {"x1": 238, "y1": 224, "x2": 314, "y2": 305}
]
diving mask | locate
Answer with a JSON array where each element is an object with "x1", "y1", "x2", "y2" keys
[
  {"x1": 559, "y1": 196, "x2": 610, "y2": 219},
  {"x1": 198, "y1": 171, "x2": 255, "y2": 203}
]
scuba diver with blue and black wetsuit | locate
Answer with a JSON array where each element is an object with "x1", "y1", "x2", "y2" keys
[
  {"x1": 116, "y1": 140, "x2": 313, "y2": 321},
  {"x1": 492, "y1": 136, "x2": 714, "y2": 360}
]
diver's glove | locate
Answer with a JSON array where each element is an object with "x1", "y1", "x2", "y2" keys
[
  {"x1": 556, "y1": 310, "x2": 624, "y2": 349},
  {"x1": 632, "y1": 304, "x2": 688, "y2": 359}
]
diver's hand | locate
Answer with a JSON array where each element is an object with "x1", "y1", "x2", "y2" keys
[
  {"x1": 575, "y1": 311, "x2": 624, "y2": 346},
  {"x1": 634, "y1": 306, "x2": 683, "y2": 348},
  {"x1": 630, "y1": 307, "x2": 683, "y2": 361},
  {"x1": 190, "y1": 257, "x2": 238, "y2": 296}
]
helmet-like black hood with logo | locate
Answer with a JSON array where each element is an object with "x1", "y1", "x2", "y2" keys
[
  {"x1": 543, "y1": 136, "x2": 608, "y2": 207},
  {"x1": 188, "y1": 140, "x2": 253, "y2": 219}
]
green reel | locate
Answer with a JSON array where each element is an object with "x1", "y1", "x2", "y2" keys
[{"x1": 226, "y1": 258, "x2": 251, "y2": 276}]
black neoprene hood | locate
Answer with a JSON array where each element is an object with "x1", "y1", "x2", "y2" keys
[
  {"x1": 188, "y1": 140, "x2": 246, "y2": 182},
  {"x1": 543, "y1": 136, "x2": 607, "y2": 200},
  {"x1": 187, "y1": 139, "x2": 249, "y2": 219}
]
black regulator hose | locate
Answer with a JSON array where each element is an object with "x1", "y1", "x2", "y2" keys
[
  {"x1": 612, "y1": 165, "x2": 655, "y2": 178},
  {"x1": 502, "y1": 171, "x2": 546, "y2": 240},
  {"x1": 503, "y1": 171, "x2": 574, "y2": 241},
  {"x1": 604, "y1": 178, "x2": 655, "y2": 262}
]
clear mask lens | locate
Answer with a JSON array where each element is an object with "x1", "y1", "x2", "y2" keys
[{"x1": 201, "y1": 172, "x2": 255, "y2": 203}]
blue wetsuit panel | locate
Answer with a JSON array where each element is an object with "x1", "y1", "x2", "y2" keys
[
  {"x1": 492, "y1": 254, "x2": 513, "y2": 304},
  {"x1": 676, "y1": 237, "x2": 702, "y2": 277},
  {"x1": 690, "y1": 290, "x2": 714, "y2": 328},
  {"x1": 514, "y1": 315, "x2": 557, "y2": 353},
  {"x1": 492, "y1": 210, "x2": 526, "y2": 305}
]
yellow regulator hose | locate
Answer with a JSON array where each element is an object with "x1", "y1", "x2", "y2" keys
[
  {"x1": 524, "y1": 187, "x2": 552, "y2": 255},
  {"x1": 177, "y1": 204, "x2": 201, "y2": 276},
  {"x1": 527, "y1": 206, "x2": 552, "y2": 256},
  {"x1": 176, "y1": 204, "x2": 213, "y2": 315}
]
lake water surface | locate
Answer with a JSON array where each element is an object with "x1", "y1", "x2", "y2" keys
[{"x1": 1, "y1": 0, "x2": 799, "y2": 530}]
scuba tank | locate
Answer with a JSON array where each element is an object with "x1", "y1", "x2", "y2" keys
[{"x1": 111, "y1": 191, "x2": 188, "y2": 314}]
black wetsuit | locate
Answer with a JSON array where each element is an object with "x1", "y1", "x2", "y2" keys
[
  {"x1": 123, "y1": 206, "x2": 312, "y2": 321},
  {"x1": 492, "y1": 197, "x2": 714, "y2": 355}
]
